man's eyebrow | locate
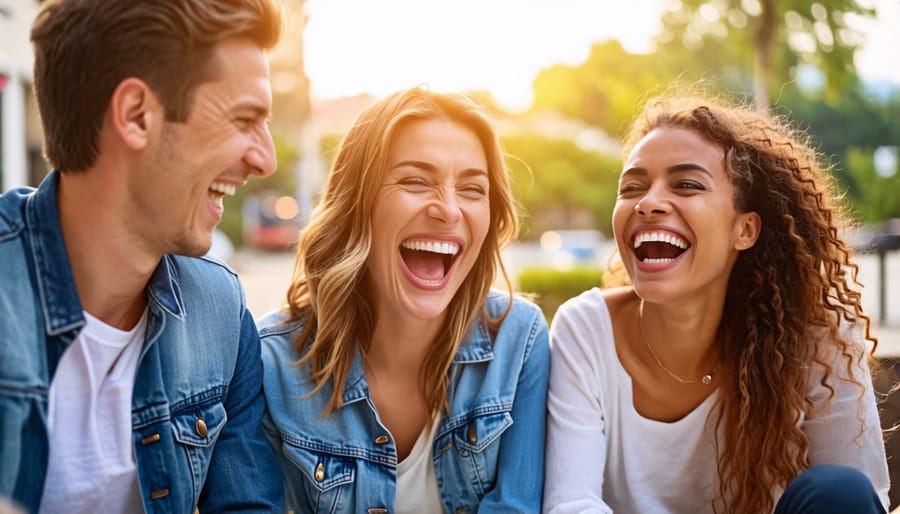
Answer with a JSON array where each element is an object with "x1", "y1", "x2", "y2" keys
[{"x1": 233, "y1": 103, "x2": 271, "y2": 119}]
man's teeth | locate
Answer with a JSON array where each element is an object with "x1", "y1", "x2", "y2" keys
[
  {"x1": 209, "y1": 182, "x2": 237, "y2": 196},
  {"x1": 644, "y1": 258, "x2": 675, "y2": 264},
  {"x1": 633, "y1": 231, "x2": 688, "y2": 249},
  {"x1": 401, "y1": 240, "x2": 460, "y2": 255}
]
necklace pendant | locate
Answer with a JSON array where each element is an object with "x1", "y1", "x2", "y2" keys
[{"x1": 701, "y1": 374, "x2": 713, "y2": 385}]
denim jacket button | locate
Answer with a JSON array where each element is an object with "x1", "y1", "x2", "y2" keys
[
  {"x1": 468, "y1": 424, "x2": 477, "y2": 443},
  {"x1": 374, "y1": 435, "x2": 390, "y2": 444},
  {"x1": 140, "y1": 433, "x2": 161, "y2": 445},
  {"x1": 367, "y1": 509, "x2": 388, "y2": 514},
  {"x1": 195, "y1": 417, "x2": 208, "y2": 437},
  {"x1": 315, "y1": 462, "x2": 325, "y2": 481}
]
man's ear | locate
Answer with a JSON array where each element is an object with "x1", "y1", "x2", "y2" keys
[
  {"x1": 108, "y1": 78, "x2": 161, "y2": 151},
  {"x1": 734, "y1": 211, "x2": 761, "y2": 251}
]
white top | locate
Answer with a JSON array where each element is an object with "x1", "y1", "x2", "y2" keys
[
  {"x1": 395, "y1": 416, "x2": 443, "y2": 514},
  {"x1": 39, "y1": 309, "x2": 148, "y2": 514},
  {"x1": 542, "y1": 288, "x2": 890, "y2": 514}
]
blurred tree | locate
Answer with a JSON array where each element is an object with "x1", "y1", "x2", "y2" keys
[
  {"x1": 503, "y1": 135, "x2": 621, "y2": 238},
  {"x1": 532, "y1": 41, "x2": 670, "y2": 138},
  {"x1": 842, "y1": 146, "x2": 900, "y2": 222},
  {"x1": 656, "y1": 0, "x2": 874, "y2": 109},
  {"x1": 268, "y1": 0, "x2": 311, "y2": 140},
  {"x1": 778, "y1": 84, "x2": 900, "y2": 222},
  {"x1": 531, "y1": 40, "x2": 747, "y2": 139},
  {"x1": 783, "y1": 86, "x2": 900, "y2": 197}
]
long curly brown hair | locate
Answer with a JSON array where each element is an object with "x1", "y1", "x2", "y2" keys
[{"x1": 622, "y1": 95, "x2": 877, "y2": 514}]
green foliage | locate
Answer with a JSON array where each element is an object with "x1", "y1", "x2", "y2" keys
[
  {"x1": 531, "y1": 41, "x2": 748, "y2": 139},
  {"x1": 656, "y1": 0, "x2": 873, "y2": 105},
  {"x1": 531, "y1": 1, "x2": 875, "y2": 131},
  {"x1": 319, "y1": 133, "x2": 343, "y2": 172},
  {"x1": 218, "y1": 134, "x2": 300, "y2": 247},
  {"x1": 842, "y1": 147, "x2": 900, "y2": 223},
  {"x1": 781, "y1": 87, "x2": 900, "y2": 222},
  {"x1": 502, "y1": 135, "x2": 621, "y2": 238},
  {"x1": 518, "y1": 267, "x2": 604, "y2": 321},
  {"x1": 784, "y1": 87, "x2": 900, "y2": 156},
  {"x1": 532, "y1": 41, "x2": 673, "y2": 138}
]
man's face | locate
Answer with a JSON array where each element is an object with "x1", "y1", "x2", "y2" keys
[{"x1": 130, "y1": 37, "x2": 276, "y2": 257}]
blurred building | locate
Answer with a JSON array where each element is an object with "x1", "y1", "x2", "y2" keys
[{"x1": 0, "y1": 0, "x2": 47, "y2": 192}]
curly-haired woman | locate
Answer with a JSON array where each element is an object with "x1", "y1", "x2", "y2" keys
[{"x1": 543, "y1": 94, "x2": 889, "y2": 514}]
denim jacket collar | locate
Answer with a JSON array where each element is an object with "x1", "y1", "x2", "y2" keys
[
  {"x1": 148, "y1": 256, "x2": 186, "y2": 321},
  {"x1": 452, "y1": 320, "x2": 494, "y2": 363},
  {"x1": 339, "y1": 317, "x2": 495, "y2": 406},
  {"x1": 25, "y1": 171, "x2": 185, "y2": 337},
  {"x1": 26, "y1": 171, "x2": 84, "y2": 336}
]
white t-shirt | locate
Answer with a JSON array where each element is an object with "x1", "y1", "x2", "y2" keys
[
  {"x1": 395, "y1": 416, "x2": 443, "y2": 514},
  {"x1": 542, "y1": 288, "x2": 890, "y2": 514},
  {"x1": 39, "y1": 309, "x2": 148, "y2": 514}
]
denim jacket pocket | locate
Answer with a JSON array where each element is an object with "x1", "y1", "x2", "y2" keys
[
  {"x1": 171, "y1": 401, "x2": 227, "y2": 502},
  {"x1": 172, "y1": 401, "x2": 227, "y2": 446},
  {"x1": 451, "y1": 410, "x2": 513, "y2": 496},
  {"x1": 282, "y1": 443, "x2": 355, "y2": 514}
]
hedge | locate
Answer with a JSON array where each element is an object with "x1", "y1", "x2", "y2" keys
[{"x1": 517, "y1": 267, "x2": 603, "y2": 321}]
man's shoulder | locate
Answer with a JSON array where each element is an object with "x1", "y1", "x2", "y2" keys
[
  {"x1": 167, "y1": 254, "x2": 240, "y2": 283},
  {"x1": 0, "y1": 187, "x2": 35, "y2": 239},
  {"x1": 160, "y1": 254, "x2": 245, "y2": 311}
]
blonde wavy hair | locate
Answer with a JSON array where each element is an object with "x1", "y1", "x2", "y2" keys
[
  {"x1": 285, "y1": 87, "x2": 519, "y2": 415},
  {"x1": 622, "y1": 95, "x2": 877, "y2": 514}
]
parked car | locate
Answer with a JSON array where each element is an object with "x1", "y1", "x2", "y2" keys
[{"x1": 243, "y1": 194, "x2": 304, "y2": 251}]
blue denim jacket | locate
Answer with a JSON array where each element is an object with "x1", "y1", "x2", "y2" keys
[
  {"x1": 259, "y1": 290, "x2": 550, "y2": 513},
  {"x1": 0, "y1": 172, "x2": 283, "y2": 513}
]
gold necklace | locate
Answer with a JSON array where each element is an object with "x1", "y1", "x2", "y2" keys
[{"x1": 638, "y1": 300, "x2": 717, "y2": 385}]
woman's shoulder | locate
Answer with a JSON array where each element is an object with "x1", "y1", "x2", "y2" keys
[
  {"x1": 485, "y1": 288, "x2": 545, "y2": 321},
  {"x1": 257, "y1": 309, "x2": 305, "y2": 336},
  {"x1": 484, "y1": 289, "x2": 548, "y2": 334},
  {"x1": 550, "y1": 287, "x2": 623, "y2": 362},
  {"x1": 554, "y1": 287, "x2": 607, "y2": 320},
  {"x1": 256, "y1": 309, "x2": 309, "y2": 361}
]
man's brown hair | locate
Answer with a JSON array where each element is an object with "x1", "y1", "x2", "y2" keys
[{"x1": 31, "y1": 0, "x2": 284, "y2": 173}]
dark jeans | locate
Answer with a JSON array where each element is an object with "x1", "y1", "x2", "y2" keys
[{"x1": 774, "y1": 464, "x2": 886, "y2": 514}]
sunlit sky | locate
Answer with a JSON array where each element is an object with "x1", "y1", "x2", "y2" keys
[{"x1": 303, "y1": 0, "x2": 900, "y2": 111}]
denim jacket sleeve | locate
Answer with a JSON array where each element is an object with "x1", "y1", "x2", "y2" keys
[
  {"x1": 197, "y1": 309, "x2": 285, "y2": 512},
  {"x1": 478, "y1": 302, "x2": 551, "y2": 512}
]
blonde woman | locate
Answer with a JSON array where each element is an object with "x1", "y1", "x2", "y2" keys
[
  {"x1": 259, "y1": 87, "x2": 550, "y2": 513},
  {"x1": 543, "y1": 95, "x2": 889, "y2": 514}
]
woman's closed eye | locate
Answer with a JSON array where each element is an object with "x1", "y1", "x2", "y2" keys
[
  {"x1": 459, "y1": 183, "x2": 487, "y2": 199},
  {"x1": 674, "y1": 180, "x2": 706, "y2": 192},
  {"x1": 618, "y1": 182, "x2": 646, "y2": 196},
  {"x1": 397, "y1": 176, "x2": 432, "y2": 190}
]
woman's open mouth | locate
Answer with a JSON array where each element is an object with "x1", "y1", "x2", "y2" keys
[
  {"x1": 633, "y1": 231, "x2": 689, "y2": 265},
  {"x1": 399, "y1": 239, "x2": 461, "y2": 285}
]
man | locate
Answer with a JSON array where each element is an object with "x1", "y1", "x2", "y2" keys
[{"x1": 0, "y1": 0, "x2": 285, "y2": 512}]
